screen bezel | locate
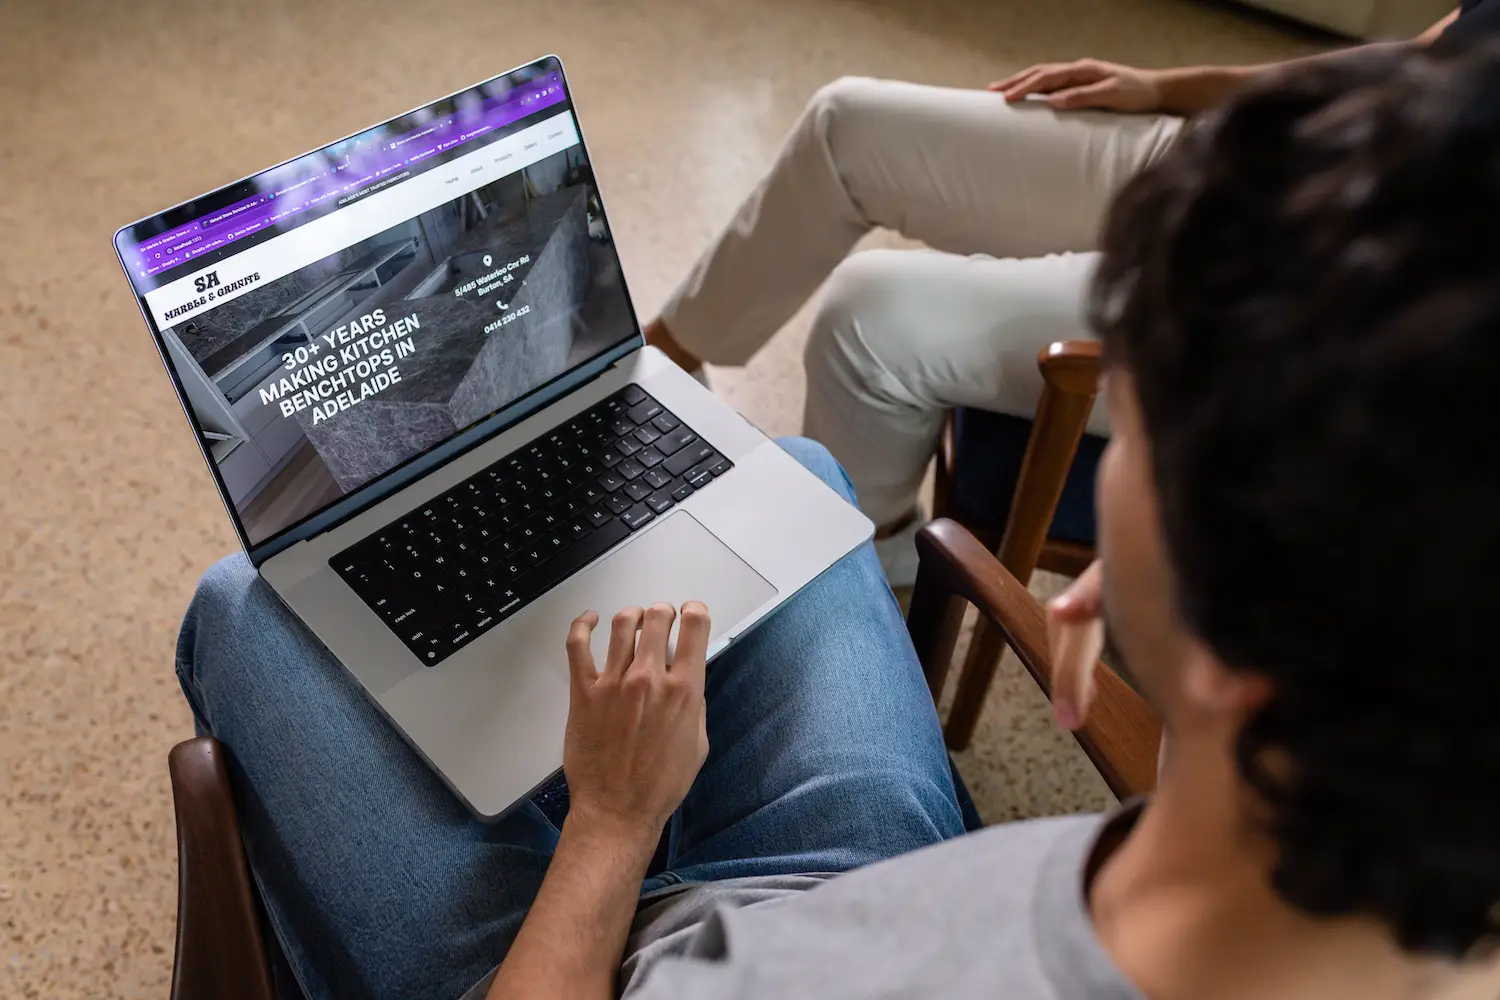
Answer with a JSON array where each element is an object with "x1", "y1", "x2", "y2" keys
[{"x1": 114, "y1": 54, "x2": 645, "y2": 566}]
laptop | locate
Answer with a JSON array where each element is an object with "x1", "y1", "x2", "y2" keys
[{"x1": 115, "y1": 54, "x2": 871, "y2": 819}]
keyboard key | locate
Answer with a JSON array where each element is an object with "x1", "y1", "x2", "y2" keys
[
  {"x1": 569, "y1": 520, "x2": 592, "y2": 540},
  {"x1": 578, "y1": 485, "x2": 605, "y2": 505},
  {"x1": 617, "y1": 458, "x2": 645, "y2": 481},
  {"x1": 663, "y1": 442, "x2": 717, "y2": 477},
  {"x1": 643, "y1": 467, "x2": 672, "y2": 490},
  {"x1": 605, "y1": 493, "x2": 632, "y2": 515},
  {"x1": 646, "y1": 490, "x2": 675, "y2": 514},
  {"x1": 615, "y1": 436, "x2": 642, "y2": 457},
  {"x1": 636, "y1": 447, "x2": 664, "y2": 469},
  {"x1": 586, "y1": 506, "x2": 613, "y2": 527},
  {"x1": 687, "y1": 468, "x2": 713, "y2": 489},
  {"x1": 610, "y1": 417, "x2": 635, "y2": 437},
  {"x1": 652, "y1": 412, "x2": 680, "y2": 433},
  {"x1": 655, "y1": 427, "x2": 697, "y2": 457},
  {"x1": 600, "y1": 447, "x2": 624, "y2": 468},
  {"x1": 620, "y1": 504, "x2": 656, "y2": 531},
  {"x1": 708, "y1": 458, "x2": 731, "y2": 477},
  {"x1": 634, "y1": 425, "x2": 661, "y2": 445},
  {"x1": 621, "y1": 385, "x2": 647, "y2": 405},
  {"x1": 686, "y1": 459, "x2": 718, "y2": 482},
  {"x1": 671, "y1": 483, "x2": 694, "y2": 502},
  {"x1": 624, "y1": 481, "x2": 651, "y2": 502},
  {"x1": 627, "y1": 400, "x2": 663, "y2": 425},
  {"x1": 598, "y1": 470, "x2": 626, "y2": 493}
]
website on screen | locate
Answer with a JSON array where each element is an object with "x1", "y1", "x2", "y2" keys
[{"x1": 132, "y1": 96, "x2": 637, "y2": 546}]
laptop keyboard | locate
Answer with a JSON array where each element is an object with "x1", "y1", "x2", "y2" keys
[{"x1": 331, "y1": 384, "x2": 732, "y2": 666}]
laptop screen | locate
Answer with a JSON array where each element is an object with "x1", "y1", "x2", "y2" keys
[{"x1": 115, "y1": 56, "x2": 640, "y2": 550}]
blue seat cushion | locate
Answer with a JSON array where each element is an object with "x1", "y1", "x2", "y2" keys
[{"x1": 949, "y1": 407, "x2": 1103, "y2": 545}]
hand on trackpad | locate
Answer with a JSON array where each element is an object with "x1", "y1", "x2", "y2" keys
[{"x1": 563, "y1": 511, "x2": 777, "y2": 669}]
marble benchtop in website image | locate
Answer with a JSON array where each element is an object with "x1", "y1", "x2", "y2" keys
[{"x1": 297, "y1": 187, "x2": 591, "y2": 492}]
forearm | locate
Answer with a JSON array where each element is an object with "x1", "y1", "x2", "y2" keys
[
  {"x1": 487, "y1": 813, "x2": 658, "y2": 1000},
  {"x1": 1153, "y1": 34, "x2": 1441, "y2": 116}
]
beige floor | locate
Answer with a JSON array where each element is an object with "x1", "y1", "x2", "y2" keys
[{"x1": 0, "y1": 1, "x2": 1318, "y2": 995}]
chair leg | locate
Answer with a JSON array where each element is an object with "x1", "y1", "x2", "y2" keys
[{"x1": 943, "y1": 618, "x2": 1009, "y2": 750}]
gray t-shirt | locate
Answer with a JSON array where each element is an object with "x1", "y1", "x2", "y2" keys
[{"x1": 465, "y1": 802, "x2": 1144, "y2": 999}]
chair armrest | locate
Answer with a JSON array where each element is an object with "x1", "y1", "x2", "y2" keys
[
  {"x1": 908, "y1": 519, "x2": 1160, "y2": 799},
  {"x1": 168, "y1": 737, "x2": 277, "y2": 1000}
]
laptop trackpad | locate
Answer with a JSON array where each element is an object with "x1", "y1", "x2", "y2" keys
[{"x1": 549, "y1": 510, "x2": 776, "y2": 665}]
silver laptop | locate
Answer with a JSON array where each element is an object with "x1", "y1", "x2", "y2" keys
[{"x1": 115, "y1": 54, "x2": 871, "y2": 819}]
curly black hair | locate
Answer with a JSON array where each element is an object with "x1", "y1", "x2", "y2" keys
[{"x1": 1091, "y1": 43, "x2": 1500, "y2": 958}]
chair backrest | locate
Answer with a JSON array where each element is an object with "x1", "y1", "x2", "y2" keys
[
  {"x1": 994, "y1": 340, "x2": 1101, "y2": 586},
  {"x1": 943, "y1": 341, "x2": 1108, "y2": 750}
]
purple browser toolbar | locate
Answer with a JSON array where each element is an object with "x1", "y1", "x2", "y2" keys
[{"x1": 126, "y1": 73, "x2": 566, "y2": 278}]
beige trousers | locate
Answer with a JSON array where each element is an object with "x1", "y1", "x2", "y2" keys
[{"x1": 660, "y1": 77, "x2": 1184, "y2": 525}]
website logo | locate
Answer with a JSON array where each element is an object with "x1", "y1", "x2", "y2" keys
[{"x1": 194, "y1": 271, "x2": 221, "y2": 293}]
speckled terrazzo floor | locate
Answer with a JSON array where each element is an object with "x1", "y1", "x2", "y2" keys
[{"x1": 1, "y1": 1, "x2": 1319, "y2": 995}]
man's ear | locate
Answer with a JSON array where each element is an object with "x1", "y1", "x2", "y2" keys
[{"x1": 1182, "y1": 654, "x2": 1275, "y2": 718}]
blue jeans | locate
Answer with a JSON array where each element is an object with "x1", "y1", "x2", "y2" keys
[{"x1": 176, "y1": 438, "x2": 966, "y2": 1000}]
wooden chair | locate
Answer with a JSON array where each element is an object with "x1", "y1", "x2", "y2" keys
[
  {"x1": 166, "y1": 518, "x2": 1157, "y2": 1000},
  {"x1": 933, "y1": 340, "x2": 1106, "y2": 750}
]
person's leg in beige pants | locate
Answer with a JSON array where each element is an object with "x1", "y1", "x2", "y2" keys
[{"x1": 650, "y1": 77, "x2": 1183, "y2": 557}]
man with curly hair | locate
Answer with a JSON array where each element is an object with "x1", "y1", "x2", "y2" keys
[{"x1": 178, "y1": 41, "x2": 1500, "y2": 1000}]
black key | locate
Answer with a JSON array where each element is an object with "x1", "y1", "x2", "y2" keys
[
  {"x1": 620, "y1": 504, "x2": 655, "y2": 531},
  {"x1": 671, "y1": 483, "x2": 694, "y2": 502},
  {"x1": 389, "y1": 603, "x2": 429, "y2": 631},
  {"x1": 524, "y1": 546, "x2": 547, "y2": 566},
  {"x1": 578, "y1": 485, "x2": 605, "y2": 505},
  {"x1": 615, "y1": 436, "x2": 642, "y2": 457},
  {"x1": 526, "y1": 517, "x2": 630, "y2": 593},
  {"x1": 686, "y1": 459, "x2": 718, "y2": 482},
  {"x1": 598, "y1": 470, "x2": 626, "y2": 493},
  {"x1": 473, "y1": 523, "x2": 503, "y2": 546},
  {"x1": 621, "y1": 385, "x2": 647, "y2": 405},
  {"x1": 663, "y1": 442, "x2": 717, "y2": 477},
  {"x1": 636, "y1": 447, "x2": 664, "y2": 469},
  {"x1": 602, "y1": 397, "x2": 626, "y2": 415},
  {"x1": 600, "y1": 447, "x2": 624, "y2": 468},
  {"x1": 643, "y1": 467, "x2": 672, "y2": 490},
  {"x1": 617, "y1": 458, "x2": 645, "y2": 481},
  {"x1": 610, "y1": 417, "x2": 635, "y2": 437},
  {"x1": 634, "y1": 425, "x2": 661, "y2": 445},
  {"x1": 624, "y1": 480, "x2": 651, "y2": 502},
  {"x1": 655, "y1": 427, "x2": 697, "y2": 457},
  {"x1": 443, "y1": 616, "x2": 478, "y2": 651},
  {"x1": 569, "y1": 520, "x2": 591, "y2": 541},
  {"x1": 586, "y1": 506, "x2": 612, "y2": 528},
  {"x1": 627, "y1": 400, "x2": 663, "y2": 425},
  {"x1": 646, "y1": 490, "x2": 675, "y2": 514},
  {"x1": 708, "y1": 458, "x2": 731, "y2": 477},
  {"x1": 651, "y1": 412, "x2": 680, "y2": 434},
  {"x1": 687, "y1": 468, "x2": 713, "y2": 489},
  {"x1": 605, "y1": 493, "x2": 633, "y2": 515},
  {"x1": 466, "y1": 605, "x2": 500, "y2": 637}
]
